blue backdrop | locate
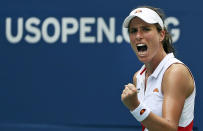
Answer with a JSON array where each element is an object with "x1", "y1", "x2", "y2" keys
[{"x1": 0, "y1": 0, "x2": 202, "y2": 130}]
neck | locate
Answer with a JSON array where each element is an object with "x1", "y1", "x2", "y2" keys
[{"x1": 145, "y1": 51, "x2": 167, "y2": 76}]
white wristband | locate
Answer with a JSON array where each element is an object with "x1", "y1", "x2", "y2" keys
[{"x1": 130, "y1": 103, "x2": 151, "y2": 122}]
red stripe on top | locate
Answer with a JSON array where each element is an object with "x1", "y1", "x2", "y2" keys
[
  {"x1": 178, "y1": 120, "x2": 193, "y2": 131},
  {"x1": 141, "y1": 120, "x2": 193, "y2": 131},
  {"x1": 140, "y1": 68, "x2": 146, "y2": 75},
  {"x1": 141, "y1": 123, "x2": 145, "y2": 131}
]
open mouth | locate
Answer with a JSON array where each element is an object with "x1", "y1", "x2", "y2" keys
[{"x1": 136, "y1": 44, "x2": 148, "y2": 52}]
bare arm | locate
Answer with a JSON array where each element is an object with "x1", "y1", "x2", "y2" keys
[{"x1": 121, "y1": 64, "x2": 194, "y2": 131}]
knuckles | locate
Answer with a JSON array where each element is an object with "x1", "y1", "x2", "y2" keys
[
  {"x1": 121, "y1": 83, "x2": 140, "y2": 110},
  {"x1": 121, "y1": 84, "x2": 138, "y2": 100}
]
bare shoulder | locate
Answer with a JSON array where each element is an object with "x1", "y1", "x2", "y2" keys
[{"x1": 162, "y1": 63, "x2": 194, "y2": 98}]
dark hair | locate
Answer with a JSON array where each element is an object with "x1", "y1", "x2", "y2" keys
[{"x1": 137, "y1": 6, "x2": 175, "y2": 54}]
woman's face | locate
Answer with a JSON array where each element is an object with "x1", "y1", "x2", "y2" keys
[{"x1": 129, "y1": 17, "x2": 165, "y2": 64}]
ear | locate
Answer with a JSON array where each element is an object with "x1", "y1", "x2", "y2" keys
[{"x1": 159, "y1": 29, "x2": 165, "y2": 42}]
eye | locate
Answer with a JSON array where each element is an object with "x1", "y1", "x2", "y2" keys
[
  {"x1": 142, "y1": 27, "x2": 151, "y2": 31},
  {"x1": 129, "y1": 28, "x2": 137, "y2": 34}
]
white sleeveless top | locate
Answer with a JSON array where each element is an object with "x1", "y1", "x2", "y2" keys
[{"x1": 136, "y1": 53, "x2": 195, "y2": 130}]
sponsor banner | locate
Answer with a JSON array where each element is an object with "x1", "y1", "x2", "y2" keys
[{"x1": 2, "y1": 17, "x2": 180, "y2": 44}]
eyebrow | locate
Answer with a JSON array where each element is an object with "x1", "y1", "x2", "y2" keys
[
  {"x1": 129, "y1": 25, "x2": 151, "y2": 30},
  {"x1": 133, "y1": 25, "x2": 151, "y2": 28}
]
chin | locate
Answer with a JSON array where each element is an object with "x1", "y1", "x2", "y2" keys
[{"x1": 137, "y1": 56, "x2": 150, "y2": 64}]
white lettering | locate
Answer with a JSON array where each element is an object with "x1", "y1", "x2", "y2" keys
[
  {"x1": 164, "y1": 17, "x2": 180, "y2": 43},
  {"x1": 3, "y1": 16, "x2": 180, "y2": 45},
  {"x1": 6, "y1": 17, "x2": 23, "y2": 44},
  {"x1": 42, "y1": 17, "x2": 60, "y2": 44},
  {"x1": 62, "y1": 17, "x2": 79, "y2": 43},
  {"x1": 25, "y1": 17, "x2": 41, "y2": 44},
  {"x1": 80, "y1": 17, "x2": 95, "y2": 43},
  {"x1": 97, "y1": 17, "x2": 115, "y2": 43}
]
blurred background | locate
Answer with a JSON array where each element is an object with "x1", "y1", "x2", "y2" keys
[{"x1": 0, "y1": 0, "x2": 201, "y2": 130}]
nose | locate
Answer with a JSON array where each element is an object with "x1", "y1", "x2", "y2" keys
[{"x1": 135, "y1": 29, "x2": 143, "y2": 41}]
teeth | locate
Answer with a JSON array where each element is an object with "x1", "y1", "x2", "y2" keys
[
  {"x1": 137, "y1": 44, "x2": 146, "y2": 47},
  {"x1": 136, "y1": 43, "x2": 147, "y2": 52}
]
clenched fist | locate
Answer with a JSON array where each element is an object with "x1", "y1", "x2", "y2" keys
[{"x1": 121, "y1": 83, "x2": 140, "y2": 111}]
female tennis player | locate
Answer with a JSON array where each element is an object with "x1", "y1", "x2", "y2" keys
[{"x1": 121, "y1": 6, "x2": 196, "y2": 131}]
